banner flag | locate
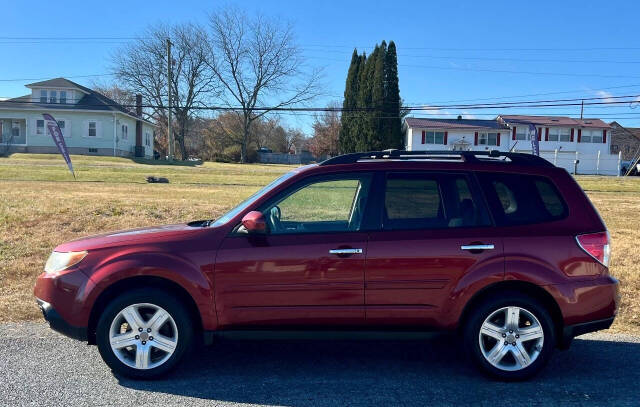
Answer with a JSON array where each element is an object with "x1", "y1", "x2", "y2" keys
[
  {"x1": 529, "y1": 124, "x2": 540, "y2": 156},
  {"x1": 43, "y1": 113, "x2": 75, "y2": 178}
]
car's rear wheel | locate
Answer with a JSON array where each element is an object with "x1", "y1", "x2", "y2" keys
[
  {"x1": 464, "y1": 292, "x2": 555, "y2": 381},
  {"x1": 96, "y1": 288, "x2": 193, "y2": 379}
]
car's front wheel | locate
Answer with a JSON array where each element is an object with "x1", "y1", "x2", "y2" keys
[
  {"x1": 464, "y1": 292, "x2": 555, "y2": 381},
  {"x1": 96, "y1": 288, "x2": 193, "y2": 379}
]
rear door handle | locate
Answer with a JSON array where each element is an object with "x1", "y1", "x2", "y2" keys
[
  {"x1": 329, "y1": 248, "x2": 363, "y2": 255},
  {"x1": 461, "y1": 244, "x2": 495, "y2": 251}
]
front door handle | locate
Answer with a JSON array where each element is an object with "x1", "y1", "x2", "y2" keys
[
  {"x1": 329, "y1": 248, "x2": 363, "y2": 255},
  {"x1": 461, "y1": 244, "x2": 494, "y2": 251}
]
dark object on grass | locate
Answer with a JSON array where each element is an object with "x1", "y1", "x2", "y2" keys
[{"x1": 146, "y1": 176, "x2": 169, "y2": 183}]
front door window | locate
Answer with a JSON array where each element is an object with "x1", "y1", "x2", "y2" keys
[{"x1": 264, "y1": 175, "x2": 372, "y2": 234}]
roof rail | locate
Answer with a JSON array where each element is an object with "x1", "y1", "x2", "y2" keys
[{"x1": 319, "y1": 150, "x2": 554, "y2": 167}]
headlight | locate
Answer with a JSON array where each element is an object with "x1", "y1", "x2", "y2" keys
[{"x1": 44, "y1": 251, "x2": 88, "y2": 275}]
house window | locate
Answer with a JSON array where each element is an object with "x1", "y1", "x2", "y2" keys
[
  {"x1": 40, "y1": 90, "x2": 47, "y2": 103},
  {"x1": 88, "y1": 148, "x2": 98, "y2": 153},
  {"x1": 515, "y1": 128, "x2": 529, "y2": 140},
  {"x1": 144, "y1": 131, "x2": 152, "y2": 147},
  {"x1": 479, "y1": 133, "x2": 498, "y2": 146},
  {"x1": 88, "y1": 122, "x2": 97, "y2": 137},
  {"x1": 121, "y1": 124, "x2": 128, "y2": 140},
  {"x1": 581, "y1": 129, "x2": 603, "y2": 143},
  {"x1": 60, "y1": 91, "x2": 67, "y2": 104},
  {"x1": 423, "y1": 131, "x2": 445, "y2": 144},
  {"x1": 12, "y1": 121, "x2": 20, "y2": 138},
  {"x1": 36, "y1": 120, "x2": 44, "y2": 135},
  {"x1": 548, "y1": 128, "x2": 571, "y2": 142},
  {"x1": 50, "y1": 90, "x2": 57, "y2": 104},
  {"x1": 57, "y1": 120, "x2": 66, "y2": 137}
]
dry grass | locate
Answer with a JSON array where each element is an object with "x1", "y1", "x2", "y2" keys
[{"x1": 1, "y1": 155, "x2": 639, "y2": 334}]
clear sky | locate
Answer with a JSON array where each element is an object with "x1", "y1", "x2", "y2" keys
[{"x1": 2, "y1": 0, "x2": 640, "y2": 133}]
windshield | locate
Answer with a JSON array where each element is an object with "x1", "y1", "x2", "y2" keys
[{"x1": 210, "y1": 170, "x2": 298, "y2": 227}]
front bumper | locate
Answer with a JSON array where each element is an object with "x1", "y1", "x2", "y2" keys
[{"x1": 36, "y1": 298, "x2": 87, "y2": 341}]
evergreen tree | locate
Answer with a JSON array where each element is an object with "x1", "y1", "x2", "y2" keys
[
  {"x1": 339, "y1": 40, "x2": 402, "y2": 153},
  {"x1": 339, "y1": 50, "x2": 360, "y2": 153},
  {"x1": 356, "y1": 49, "x2": 374, "y2": 151},
  {"x1": 383, "y1": 41, "x2": 403, "y2": 149},
  {"x1": 369, "y1": 41, "x2": 386, "y2": 150}
]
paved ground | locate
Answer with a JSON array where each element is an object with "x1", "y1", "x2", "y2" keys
[{"x1": 1, "y1": 322, "x2": 639, "y2": 406}]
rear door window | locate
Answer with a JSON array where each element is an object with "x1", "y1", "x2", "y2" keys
[
  {"x1": 477, "y1": 173, "x2": 568, "y2": 226},
  {"x1": 382, "y1": 172, "x2": 490, "y2": 230}
]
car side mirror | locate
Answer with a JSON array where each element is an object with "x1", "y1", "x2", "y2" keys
[{"x1": 241, "y1": 211, "x2": 267, "y2": 234}]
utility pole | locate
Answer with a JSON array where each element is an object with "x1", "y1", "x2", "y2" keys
[
  {"x1": 580, "y1": 99, "x2": 584, "y2": 120},
  {"x1": 166, "y1": 38, "x2": 173, "y2": 161}
]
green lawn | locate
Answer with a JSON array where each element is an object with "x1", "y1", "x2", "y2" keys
[{"x1": 1, "y1": 153, "x2": 639, "y2": 335}]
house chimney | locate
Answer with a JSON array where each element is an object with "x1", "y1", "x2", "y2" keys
[
  {"x1": 136, "y1": 94, "x2": 142, "y2": 117},
  {"x1": 134, "y1": 94, "x2": 144, "y2": 157}
]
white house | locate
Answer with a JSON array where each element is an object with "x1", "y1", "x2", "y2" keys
[
  {"x1": 404, "y1": 115, "x2": 619, "y2": 175},
  {"x1": 0, "y1": 78, "x2": 155, "y2": 158},
  {"x1": 405, "y1": 117, "x2": 511, "y2": 152}
]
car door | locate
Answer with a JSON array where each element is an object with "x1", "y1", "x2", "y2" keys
[
  {"x1": 364, "y1": 171, "x2": 504, "y2": 326},
  {"x1": 214, "y1": 173, "x2": 373, "y2": 328}
]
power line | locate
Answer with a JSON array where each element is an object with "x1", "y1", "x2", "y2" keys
[
  {"x1": 2, "y1": 93, "x2": 639, "y2": 112},
  {"x1": 307, "y1": 55, "x2": 640, "y2": 79},
  {"x1": 404, "y1": 83, "x2": 640, "y2": 105},
  {"x1": 302, "y1": 48, "x2": 640, "y2": 65},
  {"x1": 301, "y1": 44, "x2": 640, "y2": 52},
  {"x1": 0, "y1": 36, "x2": 149, "y2": 40},
  {"x1": 0, "y1": 74, "x2": 114, "y2": 82}
]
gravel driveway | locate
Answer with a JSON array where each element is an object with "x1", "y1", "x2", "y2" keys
[{"x1": 1, "y1": 322, "x2": 638, "y2": 406}]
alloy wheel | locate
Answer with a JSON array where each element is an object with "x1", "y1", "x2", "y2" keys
[
  {"x1": 478, "y1": 306, "x2": 544, "y2": 371},
  {"x1": 108, "y1": 303, "x2": 178, "y2": 370}
]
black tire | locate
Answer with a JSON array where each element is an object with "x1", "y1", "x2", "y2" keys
[
  {"x1": 96, "y1": 288, "x2": 194, "y2": 379},
  {"x1": 463, "y1": 291, "x2": 555, "y2": 381}
]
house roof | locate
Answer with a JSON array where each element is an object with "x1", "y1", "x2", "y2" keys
[
  {"x1": 0, "y1": 77, "x2": 155, "y2": 125},
  {"x1": 26, "y1": 78, "x2": 90, "y2": 93},
  {"x1": 499, "y1": 115, "x2": 610, "y2": 129},
  {"x1": 404, "y1": 117, "x2": 509, "y2": 130},
  {"x1": 610, "y1": 121, "x2": 640, "y2": 141}
]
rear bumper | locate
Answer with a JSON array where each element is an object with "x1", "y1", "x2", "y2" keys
[
  {"x1": 36, "y1": 298, "x2": 87, "y2": 341},
  {"x1": 551, "y1": 275, "x2": 619, "y2": 349},
  {"x1": 560, "y1": 316, "x2": 615, "y2": 349}
]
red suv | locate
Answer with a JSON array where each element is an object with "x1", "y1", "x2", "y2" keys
[{"x1": 34, "y1": 150, "x2": 618, "y2": 380}]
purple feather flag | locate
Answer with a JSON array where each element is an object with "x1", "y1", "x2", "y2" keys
[
  {"x1": 42, "y1": 113, "x2": 75, "y2": 178},
  {"x1": 529, "y1": 124, "x2": 540, "y2": 156}
]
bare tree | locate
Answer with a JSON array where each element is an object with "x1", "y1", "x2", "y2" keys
[
  {"x1": 91, "y1": 81, "x2": 137, "y2": 109},
  {"x1": 112, "y1": 23, "x2": 218, "y2": 159},
  {"x1": 207, "y1": 6, "x2": 321, "y2": 162},
  {"x1": 310, "y1": 102, "x2": 341, "y2": 158}
]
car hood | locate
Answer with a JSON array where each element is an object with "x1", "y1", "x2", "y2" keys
[{"x1": 54, "y1": 223, "x2": 214, "y2": 252}]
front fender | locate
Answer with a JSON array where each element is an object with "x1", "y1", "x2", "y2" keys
[{"x1": 80, "y1": 248, "x2": 217, "y2": 330}]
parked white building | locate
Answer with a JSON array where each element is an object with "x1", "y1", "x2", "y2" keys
[
  {"x1": 404, "y1": 115, "x2": 619, "y2": 175},
  {"x1": 0, "y1": 78, "x2": 155, "y2": 158}
]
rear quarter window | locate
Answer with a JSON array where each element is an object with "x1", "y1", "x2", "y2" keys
[{"x1": 478, "y1": 173, "x2": 568, "y2": 226}]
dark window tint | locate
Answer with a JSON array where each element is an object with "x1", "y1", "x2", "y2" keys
[
  {"x1": 478, "y1": 173, "x2": 567, "y2": 226},
  {"x1": 383, "y1": 173, "x2": 489, "y2": 230}
]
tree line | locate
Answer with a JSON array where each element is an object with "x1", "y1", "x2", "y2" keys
[{"x1": 99, "y1": 6, "x2": 401, "y2": 162}]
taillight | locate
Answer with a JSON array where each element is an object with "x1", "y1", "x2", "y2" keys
[{"x1": 576, "y1": 231, "x2": 610, "y2": 267}]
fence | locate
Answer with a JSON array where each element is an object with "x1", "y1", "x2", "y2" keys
[
  {"x1": 257, "y1": 151, "x2": 315, "y2": 165},
  {"x1": 536, "y1": 150, "x2": 622, "y2": 176}
]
